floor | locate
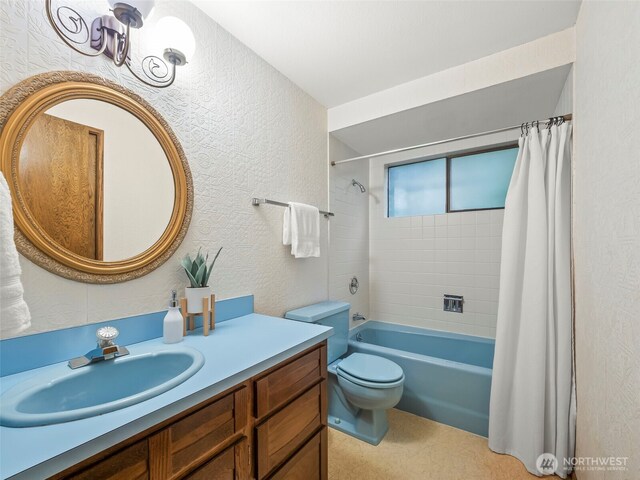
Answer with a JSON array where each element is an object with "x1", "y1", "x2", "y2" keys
[{"x1": 328, "y1": 409, "x2": 558, "y2": 480}]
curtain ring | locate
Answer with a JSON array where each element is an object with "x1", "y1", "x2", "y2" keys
[
  {"x1": 535, "y1": 120, "x2": 540, "y2": 132},
  {"x1": 547, "y1": 117, "x2": 553, "y2": 130},
  {"x1": 520, "y1": 123, "x2": 525, "y2": 136}
]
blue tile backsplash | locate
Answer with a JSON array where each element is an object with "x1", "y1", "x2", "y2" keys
[{"x1": 0, "y1": 295, "x2": 254, "y2": 377}]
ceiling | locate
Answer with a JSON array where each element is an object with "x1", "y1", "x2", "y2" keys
[
  {"x1": 331, "y1": 64, "x2": 572, "y2": 156},
  {"x1": 194, "y1": 1, "x2": 581, "y2": 108}
]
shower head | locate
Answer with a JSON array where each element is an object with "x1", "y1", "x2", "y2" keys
[{"x1": 351, "y1": 179, "x2": 366, "y2": 193}]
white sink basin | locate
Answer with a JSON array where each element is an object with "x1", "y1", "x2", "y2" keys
[{"x1": 0, "y1": 345, "x2": 204, "y2": 427}]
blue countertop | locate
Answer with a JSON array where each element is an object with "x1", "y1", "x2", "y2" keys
[{"x1": 0, "y1": 314, "x2": 333, "y2": 479}]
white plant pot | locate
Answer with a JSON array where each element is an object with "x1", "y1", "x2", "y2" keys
[{"x1": 185, "y1": 286, "x2": 211, "y2": 314}]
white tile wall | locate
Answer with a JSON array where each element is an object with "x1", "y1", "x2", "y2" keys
[
  {"x1": 370, "y1": 210, "x2": 503, "y2": 338},
  {"x1": 0, "y1": 0, "x2": 328, "y2": 337},
  {"x1": 368, "y1": 131, "x2": 519, "y2": 338},
  {"x1": 329, "y1": 136, "x2": 369, "y2": 328}
]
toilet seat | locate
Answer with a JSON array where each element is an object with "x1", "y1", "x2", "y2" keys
[{"x1": 336, "y1": 353, "x2": 404, "y2": 389}]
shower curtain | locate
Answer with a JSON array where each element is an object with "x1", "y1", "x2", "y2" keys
[{"x1": 489, "y1": 123, "x2": 575, "y2": 478}]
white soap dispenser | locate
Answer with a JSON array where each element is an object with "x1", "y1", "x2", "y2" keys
[{"x1": 163, "y1": 290, "x2": 183, "y2": 344}]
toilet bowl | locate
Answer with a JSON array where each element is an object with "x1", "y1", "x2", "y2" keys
[
  {"x1": 285, "y1": 301, "x2": 405, "y2": 445},
  {"x1": 328, "y1": 352, "x2": 404, "y2": 445},
  {"x1": 336, "y1": 353, "x2": 404, "y2": 409}
]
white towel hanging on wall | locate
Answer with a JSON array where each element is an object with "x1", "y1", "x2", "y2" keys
[
  {"x1": 0, "y1": 172, "x2": 31, "y2": 337},
  {"x1": 283, "y1": 202, "x2": 320, "y2": 258}
]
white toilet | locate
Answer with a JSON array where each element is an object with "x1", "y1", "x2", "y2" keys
[{"x1": 285, "y1": 301, "x2": 404, "y2": 445}]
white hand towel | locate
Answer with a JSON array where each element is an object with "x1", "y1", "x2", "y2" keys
[
  {"x1": 283, "y1": 202, "x2": 320, "y2": 258},
  {"x1": 0, "y1": 172, "x2": 31, "y2": 337},
  {"x1": 283, "y1": 206, "x2": 292, "y2": 246}
]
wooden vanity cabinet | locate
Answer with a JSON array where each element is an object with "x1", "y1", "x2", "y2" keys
[
  {"x1": 49, "y1": 341, "x2": 327, "y2": 480},
  {"x1": 253, "y1": 345, "x2": 327, "y2": 479},
  {"x1": 61, "y1": 439, "x2": 150, "y2": 480}
]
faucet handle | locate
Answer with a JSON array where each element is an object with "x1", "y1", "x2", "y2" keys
[{"x1": 96, "y1": 326, "x2": 119, "y2": 347}]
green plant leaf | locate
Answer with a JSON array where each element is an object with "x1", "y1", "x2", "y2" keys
[
  {"x1": 212, "y1": 247, "x2": 223, "y2": 267},
  {"x1": 182, "y1": 247, "x2": 223, "y2": 287},
  {"x1": 187, "y1": 270, "x2": 199, "y2": 288},
  {"x1": 194, "y1": 261, "x2": 207, "y2": 287},
  {"x1": 183, "y1": 267, "x2": 199, "y2": 287},
  {"x1": 181, "y1": 254, "x2": 199, "y2": 287},
  {"x1": 203, "y1": 262, "x2": 213, "y2": 287},
  {"x1": 191, "y1": 253, "x2": 201, "y2": 277},
  {"x1": 203, "y1": 247, "x2": 223, "y2": 287}
]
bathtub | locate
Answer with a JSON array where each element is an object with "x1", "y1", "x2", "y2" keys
[{"x1": 348, "y1": 321, "x2": 495, "y2": 436}]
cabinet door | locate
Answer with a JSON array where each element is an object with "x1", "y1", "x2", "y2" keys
[
  {"x1": 183, "y1": 438, "x2": 249, "y2": 480},
  {"x1": 269, "y1": 428, "x2": 326, "y2": 480},
  {"x1": 256, "y1": 383, "x2": 323, "y2": 479},
  {"x1": 64, "y1": 440, "x2": 149, "y2": 480},
  {"x1": 255, "y1": 346, "x2": 324, "y2": 420},
  {"x1": 149, "y1": 387, "x2": 248, "y2": 479}
]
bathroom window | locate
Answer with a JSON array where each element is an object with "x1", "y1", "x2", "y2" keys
[
  {"x1": 449, "y1": 147, "x2": 518, "y2": 211},
  {"x1": 387, "y1": 145, "x2": 518, "y2": 217},
  {"x1": 388, "y1": 158, "x2": 446, "y2": 217}
]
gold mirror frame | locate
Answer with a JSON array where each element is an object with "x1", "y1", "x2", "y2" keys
[{"x1": 0, "y1": 71, "x2": 193, "y2": 284}]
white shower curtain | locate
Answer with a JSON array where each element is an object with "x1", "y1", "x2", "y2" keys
[{"x1": 489, "y1": 123, "x2": 576, "y2": 478}]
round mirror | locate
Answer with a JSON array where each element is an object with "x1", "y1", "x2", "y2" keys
[{"x1": 0, "y1": 72, "x2": 193, "y2": 283}]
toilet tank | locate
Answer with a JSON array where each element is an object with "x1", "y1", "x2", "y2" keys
[{"x1": 285, "y1": 301, "x2": 350, "y2": 364}]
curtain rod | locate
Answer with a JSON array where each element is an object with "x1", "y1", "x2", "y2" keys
[{"x1": 330, "y1": 114, "x2": 572, "y2": 166}]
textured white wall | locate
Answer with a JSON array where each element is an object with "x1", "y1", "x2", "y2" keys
[
  {"x1": 368, "y1": 131, "x2": 518, "y2": 338},
  {"x1": 573, "y1": 2, "x2": 640, "y2": 477},
  {"x1": 328, "y1": 136, "x2": 369, "y2": 327},
  {"x1": 0, "y1": 0, "x2": 328, "y2": 337}
]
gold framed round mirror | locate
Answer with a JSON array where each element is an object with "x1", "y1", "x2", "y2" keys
[{"x1": 0, "y1": 72, "x2": 193, "y2": 283}]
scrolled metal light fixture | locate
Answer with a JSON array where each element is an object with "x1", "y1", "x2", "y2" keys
[{"x1": 46, "y1": 0, "x2": 195, "y2": 88}]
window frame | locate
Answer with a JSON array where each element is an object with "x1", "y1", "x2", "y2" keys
[{"x1": 387, "y1": 143, "x2": 519, "y2": 217}]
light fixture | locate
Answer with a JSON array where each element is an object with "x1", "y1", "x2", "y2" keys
[
  {"x1": 46, "y1": 0, "x2": 195, "y2": 88},
  {"x1": 154, "y1": 17, "x2": 196, "y2": 62}
]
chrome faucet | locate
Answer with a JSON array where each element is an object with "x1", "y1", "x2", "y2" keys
[
  {"x1": 68, "y1": 326, "x2": 129, "y2": 369},
  {"x1": 352, "y1": 312, "x2": 366, "y2": 322}
]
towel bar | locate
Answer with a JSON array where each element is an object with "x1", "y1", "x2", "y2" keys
[{"x1": 252, "y1": 198, "x2": 334, "y2": 217}]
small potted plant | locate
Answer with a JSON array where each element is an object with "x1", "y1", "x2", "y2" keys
[{"x1": 181, "y1": 247, "x2": 222, "y2": 314}]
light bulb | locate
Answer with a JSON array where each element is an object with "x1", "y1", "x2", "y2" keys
[
  {"x1": 155, "y1": 16, "x2": 196, "y2": 61},
  {"x1": 108, "y1": 0, "x2": 155, "y2": 20}
]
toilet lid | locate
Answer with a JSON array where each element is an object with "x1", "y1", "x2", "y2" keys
[{"x1": 336, "y1": 353, "x2": 403, "y2": 383}]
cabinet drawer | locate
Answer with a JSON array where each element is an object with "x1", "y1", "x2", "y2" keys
[
  {"x1": 150, "y1": 387, "x2": 247, "y2": 479},
  {"x1": 65, "y1": 440, "x2": 149, "y2": 480},
  {"x1": 269, "y1": 428, "x2": 326, "y2": 480},
  {"x1": 184, "y1": 438, "x2": 249, "y2": 480},
  {"x1": 256, "y1": 382, "x2": 323, "y2": 479},
  {"x1": 255, "y1": 346, "x2": 324, "y2": 419}
]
